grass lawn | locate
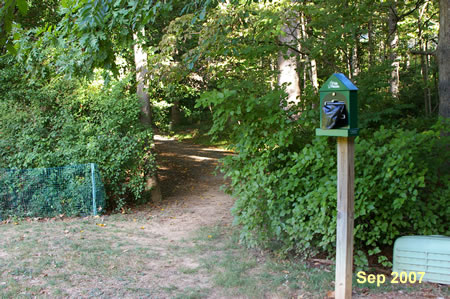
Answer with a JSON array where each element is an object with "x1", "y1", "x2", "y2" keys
[{"x1": 0, "y1": 216, "x2": 448, "y2": 298}]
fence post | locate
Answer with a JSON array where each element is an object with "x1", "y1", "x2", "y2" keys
[{"x1": 90, "y1": 163, "x2": 97, "y2": 216}]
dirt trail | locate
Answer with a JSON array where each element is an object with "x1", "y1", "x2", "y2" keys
[
  {"x1": 149, "y1": 135, "x2": 235, "y2": 240},
  {"x1": 87, "y1": 135, "x2": 239, "y2": 298}
]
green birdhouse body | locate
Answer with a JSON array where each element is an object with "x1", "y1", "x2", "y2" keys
[{"x1": 316, "y1": 73, "x2": 359, "y2": 137}]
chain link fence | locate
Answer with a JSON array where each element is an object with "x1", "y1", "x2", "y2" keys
[{"x1": 0, "y1": 163, "x2": 106, "y2": 220}]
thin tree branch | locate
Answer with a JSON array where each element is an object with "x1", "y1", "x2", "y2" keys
[
  {"x1": 398, "y1": 0, "x2": 426, "y2": 20},
  {"x1": 410, "y1": 49, "x2": 436, "y2": 56},
  {"x1": 276, "y1": 40, "x2": 309, "y2": 56},
  {"x1": 387, "y1": 0, "x2": 426, "y2": 44},
  {"x1": 423, "y1": 11, "x2": 439, "y2": 27}
]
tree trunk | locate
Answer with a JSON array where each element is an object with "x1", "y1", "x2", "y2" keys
[
  {"x1": 351, "y1": 38, "x2": 360, "y2": 78},
  {"x1": 300, "y1": 11, "x2": 319, "y2": 94},
  {"x1": 170, "y1": 100, "x2": 181, "y2": 129},
  {"x1": 418, "y1": 3, "x2": 432, "y2": 115},
  {"x1": 438, "y1": 0, "x2": 450, "y2": 118},
  {"x1": 133, "y1": 29, "x2": 152, "y2": 126},
  {"x1": 422, "y1": 53, "x2": 432, "y2": 115},
  {"x1": 388, "y1": 1, "x2": 400, "y2": 98},
  {"x1": 133, "y1": 28, "x2": 162, "y2": 203},
  {"x1": 278, "y1": 11, "x2": 301, "y2": 108},
  {"x1": 368, "y1": 19, "x2": 374, "y2": 64},
  {"x1": 347, "y1": 49, "x2": 352, "y2": 79},
  {"x1": 310, "y1": 58, "x2": 319, "y2": 92}
]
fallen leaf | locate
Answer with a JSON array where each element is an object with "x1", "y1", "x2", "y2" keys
[
  {"x1": 326, "y1": 290, "x2": 335, "y2": 298},
  {"x1": 312, "y1": 259, "x2": 334, "y2": 265},
  {"x1": 421, "y1": 294, "x2": 437, "y2": 298},
  {"x1": 360, "y1": 287, "x2": 369, "y2": 294}
]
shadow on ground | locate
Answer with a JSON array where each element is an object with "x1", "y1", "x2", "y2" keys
[{"x1": 154, "y1": 135, "x2": 233, "y2": 198}]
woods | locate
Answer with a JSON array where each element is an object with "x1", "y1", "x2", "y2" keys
[{"x1": 1, "y1": 0, "x2": 449, "y2": 270}]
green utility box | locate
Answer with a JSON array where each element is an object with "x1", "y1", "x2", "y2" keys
[
  {"x1": 316, "y1": 73, "x2": 359, "y2": 137},
  {"x1": 393, "y1": 235, "x2": 450, "y2": 284}
]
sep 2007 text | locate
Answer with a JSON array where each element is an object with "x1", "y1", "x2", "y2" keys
[{"x1": 356, "y1": 271, "x2": 426, "y2": 287}]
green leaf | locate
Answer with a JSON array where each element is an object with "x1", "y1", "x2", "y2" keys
[
  {"x1": 199, "y1": 8, "x2": 206, "y2": 20},
  {"x1": 16, "y1": 0, "x2": 28, "y2": 15},
  {"x1": 6, "y1": 42, "x2": 17, "y2": 55}
]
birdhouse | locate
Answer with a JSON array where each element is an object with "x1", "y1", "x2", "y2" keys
[{"x1": 316, "y1": 73, "x2": 359, "y2": 137}]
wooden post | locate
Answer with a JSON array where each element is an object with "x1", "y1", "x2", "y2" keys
[
  {"x1": 335, "y1": 137, "x2": 355, "y2": 299},
  {"x1": 90, "y1": 163, "x2": 97, "y2": 216}
]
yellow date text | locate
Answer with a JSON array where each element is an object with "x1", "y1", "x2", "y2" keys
[{"x1": 356, "y1": 271, "x2": 425, "y2": 286}]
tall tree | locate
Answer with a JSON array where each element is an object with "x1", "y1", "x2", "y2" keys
[
  {"x1": 278, "y1": 9, "x2": 301, "y2": 107},
  {"x1": 388, "y1": 0, "x2": 400, "y2": 98},
  {"x1": 417, "y1": 1, "x2": 432, "y2": 115},
  {"x1": 134, "y1": 28, "x2": 163, "y2": 202},
  {"x1": 300, "y1": 10, "x2": 319, "y2": 93},
  {"x1": 438, "y1": 0, "x2": 450, "y2": 118},
  {"x1": 133, "y1": 29, "x2": 152, "y2": 127}
]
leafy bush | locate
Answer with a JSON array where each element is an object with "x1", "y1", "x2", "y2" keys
[
  {"x1": 199, "y1": 81, "x2": 449, "y2": 268},
  {"x1": 0, "y1": 57, "x2": 156, "y2": 210},
  {"x1": 149, "y1": 82, "x2": 203, "y2": 132}
]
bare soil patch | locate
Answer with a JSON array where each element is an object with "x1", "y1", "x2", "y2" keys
[{"x1": 149, "y1": 134, "x2": 235, "y2": 240}]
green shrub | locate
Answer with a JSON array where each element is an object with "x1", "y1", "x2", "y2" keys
[
  {"x1": 228, "y1": 124, "x2": 448, "y2": 267},
  {"x1": 149, "y1": 82, "x2": 203, "y2": 131},
  {"x1": 199, "y1": 81, "x2": 449, "y2": 268},
  {"x1": 0, "y1": 57, "x2": 156, "y2": 210}
]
